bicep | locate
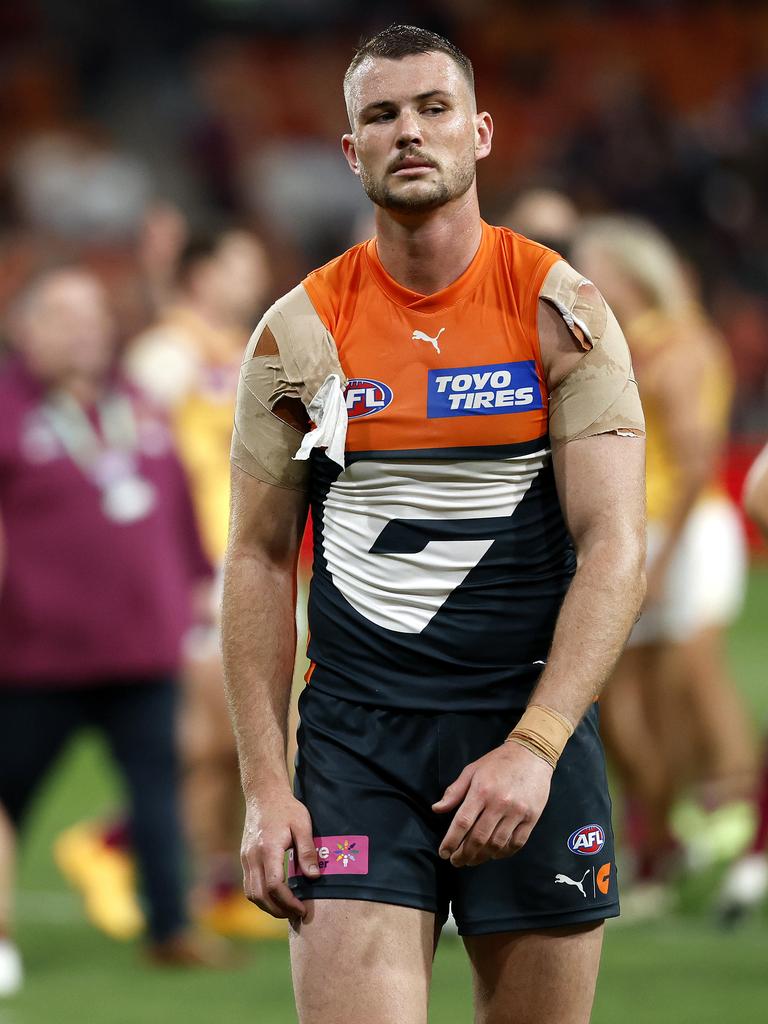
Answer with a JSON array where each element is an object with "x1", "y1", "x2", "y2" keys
[
  {"x1": 227, "y1": 464, "x2": 309, "y2": 570},
  {"x1": 553, "y1": 433, "x2": 646, "y2": 557},
  {"x1": 537, "y1": 265, "x2": 644, "y2": 445}
]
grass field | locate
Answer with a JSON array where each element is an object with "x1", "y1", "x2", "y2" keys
[{"x1": 5, "y1": 567, "x2": 768, "y2": 1023}]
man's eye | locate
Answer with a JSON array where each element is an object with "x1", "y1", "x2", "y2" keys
[
  {"x1": 423, "y1": 106, "x2": 446, "y2": 115},
  {"x1": 372, "y1": 111, "x2": 395, "y2": 122}
]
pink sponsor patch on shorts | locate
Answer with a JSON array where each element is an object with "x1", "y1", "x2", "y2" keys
[{"x1": 288, "y1": 835, "x2": 369, "y2": 877}]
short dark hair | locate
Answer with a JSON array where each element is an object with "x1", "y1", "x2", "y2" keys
[
  {"x1": 344, "y1": 24, "x2": 474, "y2": 107},
  {"x1": 176, "y1": 233, "x2": 222, "y2": 288}
]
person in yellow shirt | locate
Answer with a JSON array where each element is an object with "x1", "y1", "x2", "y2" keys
[{"x1": 573, "y1": 217, "x2": 756, "y2": 894}]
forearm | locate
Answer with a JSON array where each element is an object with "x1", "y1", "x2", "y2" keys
[
  {"x1": 221, "y1": 546, "x2": 298, "y2": 798},
  {"x1": 530, "y1": 532, "x2": 646, "y2": 726}
]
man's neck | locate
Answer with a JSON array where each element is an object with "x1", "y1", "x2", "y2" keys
[{"x1": 373, "y1": 191, "x2": 483, "y2": 296}]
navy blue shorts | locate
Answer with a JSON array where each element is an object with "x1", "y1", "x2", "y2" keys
[{"x1": 290, "y1": 686, "x2": 619, "y2": 935}]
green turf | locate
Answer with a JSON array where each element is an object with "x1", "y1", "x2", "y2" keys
[{"x1": 6, "y1": 567, "x2": 768, "y2": 1021}]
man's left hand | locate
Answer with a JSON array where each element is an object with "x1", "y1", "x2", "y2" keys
[{"x1": 432, "y1": 744, "x2": 553, "y2": 867}]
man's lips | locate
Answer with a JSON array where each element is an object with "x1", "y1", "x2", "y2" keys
[{"x1": 390, "y1": 158, "x2": 436, "y2": 175}]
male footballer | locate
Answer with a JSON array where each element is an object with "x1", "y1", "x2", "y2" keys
[{"x1": 223, "y1": 24, "x2": 645, "y2": 1024}]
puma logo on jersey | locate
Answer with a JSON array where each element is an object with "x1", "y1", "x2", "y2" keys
[
  {"x1": 411, "y1": 328, "x2": 445, "y2": 354},
  {"x1": 555, "y1": 871, "x2": 590, "y2": 898}
]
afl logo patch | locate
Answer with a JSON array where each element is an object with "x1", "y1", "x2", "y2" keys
[
  {"x1": 567, "y1": 824, "x2": 605, "y2": 856},
  {"x1": 345, "y1": 379, "x2": 393, "y2": 419}
]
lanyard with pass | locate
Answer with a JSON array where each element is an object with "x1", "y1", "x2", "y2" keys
[{"x1": 42, "y1": 390, "x2": 158, "y2": 524}]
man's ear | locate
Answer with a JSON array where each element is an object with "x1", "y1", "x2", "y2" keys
[
  {"x1": 342, "y1": 135, "x2": 361, "y2": 176},
  {"x1": 474, "y1": 112, "x2": 493, "y2": 162}
]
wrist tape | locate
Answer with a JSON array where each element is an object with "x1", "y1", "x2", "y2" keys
[{"x1": 505, "y1": 704, "x2": 574, "y2": 769}]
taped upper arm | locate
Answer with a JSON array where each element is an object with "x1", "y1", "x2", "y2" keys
[
  {"x1": 231, "y1": 325, "x2": 311, "y2": 491},
  {"x1": 538, "y1": 260, "x2": 645, "y2": 445},
  {"x1": 230, "y1": 284, "x2": 347, "y2": 490}
]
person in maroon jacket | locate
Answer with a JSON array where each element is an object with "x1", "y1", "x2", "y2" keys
[{"x1": 0, "y1": 266, "x2": 224, "y2": 990}]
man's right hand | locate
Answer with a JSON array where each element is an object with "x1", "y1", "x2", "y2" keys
[{"x1": 240, "y1": 786, "x2": 320, "y2": 921}]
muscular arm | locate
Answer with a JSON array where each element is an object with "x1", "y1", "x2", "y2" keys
[
  {"x1": 531, "y1": 432, "x2": 645, "y2": 720},
  {"x1": 527, "y1": 297, "x2": 646, "y2": 719},
  {"x1": 222, "y1": 465, "x2": 320, "y2": 918},
  {"x1": 434, "y1": 296, "x2": 645, "y2": 867},
  {"x1": 222, "y1": 466, "x2": 307, "y2": 792}
]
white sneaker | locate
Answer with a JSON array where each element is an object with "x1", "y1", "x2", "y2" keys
[
  {"x1": 0, "y1": 939, "x2": 22, "y2": 997},
  {"x1": 717, "y1": 854, "x2": 768, "y2": 926}
]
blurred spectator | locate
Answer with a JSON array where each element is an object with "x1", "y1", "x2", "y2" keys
[
  {"x1": 136, "y1": 201, "x2": 190, "y2": 320},
  {"x1": 126, "y1": 228, "x2": 282, "y2": 937},
  {"x1": 502, "y1": 187, "x2": 579, "y2": 259},
  {"x1": 126, "y1": 227, "x2": 269, "y2": 558},
  {"x1": 573, "y1": 217, "x2": 757, "y2": 902},
  {"x1": 0, "y1": 267, "x2": 226, "y2": 977}
]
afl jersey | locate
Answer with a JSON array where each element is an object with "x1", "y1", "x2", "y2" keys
[{"x1": 300, "y1": 222, "x2": 576, "y2": 712}]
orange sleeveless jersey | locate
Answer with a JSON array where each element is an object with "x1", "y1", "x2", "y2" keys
[
  {"x1": 300, "y1": 222, "x2": 574, "y2": 712},
  {"x1": 304, "y1": 221, "x2": 555, "y2": 456}
]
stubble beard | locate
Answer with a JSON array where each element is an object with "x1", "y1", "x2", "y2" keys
[{"x1": 359, "y1": 153, "x2": 476, "y2": 214}]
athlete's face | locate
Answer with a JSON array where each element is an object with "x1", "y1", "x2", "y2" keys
[{"x1": 342, "y1": 53, "x2": 492, "y2": 215}]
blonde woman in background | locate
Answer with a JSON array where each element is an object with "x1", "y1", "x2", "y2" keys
[{"x1": 572, "y1": 217, "x2": 756, "y2": 900}]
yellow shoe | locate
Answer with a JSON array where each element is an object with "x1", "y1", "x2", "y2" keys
[
  {"x1": 196, "y1": 891, "x2": 287, "y2": 940},
  {"x1": 53, "y1": 822, "x2": 145, "y2": 941}
]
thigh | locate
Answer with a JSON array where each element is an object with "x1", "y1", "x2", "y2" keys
[
  {"x1": 289, "y1": 688, "x2": 448, "y2": 922},
  {"x1": 446, "y1": 705, "x2": 619, "y2": 935},
  {"x1": 0, "y1": 689, "x2": 81, "y2": 824},
  {"x1": 464, "y1": 922, "x2": 604, "y2": 1024},
  {"x1": 290, "y1": 898, "x2": 435, "y2": 1024}
]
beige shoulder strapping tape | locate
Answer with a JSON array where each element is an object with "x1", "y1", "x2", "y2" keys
[
  {"x1": 231, "y1": 284, "x2": 347, "y2": 489},
  {"x1": 540, "y1": 261, "x2": 645, "y2": 444}
]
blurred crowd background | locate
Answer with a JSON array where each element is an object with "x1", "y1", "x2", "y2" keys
[
  {"x1": 2, "y1": 0, "x2": 768, "y2": 434},
  {"x1": 2, "y1": 0, "x2": 768, "y2": 1011}
]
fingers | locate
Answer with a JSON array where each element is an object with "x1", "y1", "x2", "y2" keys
[
  {"x1": 242, "y1": 843, "x2": 307, "y2": 921},
  {"x1": 442, "y1": 788, "x2": 536, "y2": 867},
  {"x1": 508, "y1": 820, "x2": 534, "y2": 853},
  {"x1": 438, "y1": 793, "x2": 483, "y2": 861},
  {"x1": 262, "y1": 846, "x2": 308, "y2": 919},
  {"x1": 449, "y1": 808, "x2": 504, "y2": 867},
  {"x1": 432, "y1": 765, "x2": 474, "y2": 814},
  {"x1": 291, "y1": 815, "x2": 321, "y2": 880}
]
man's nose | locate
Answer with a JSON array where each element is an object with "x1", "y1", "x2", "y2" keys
[{"x1": 395, "y1": 111, "x2": 423, "y2": 149}]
